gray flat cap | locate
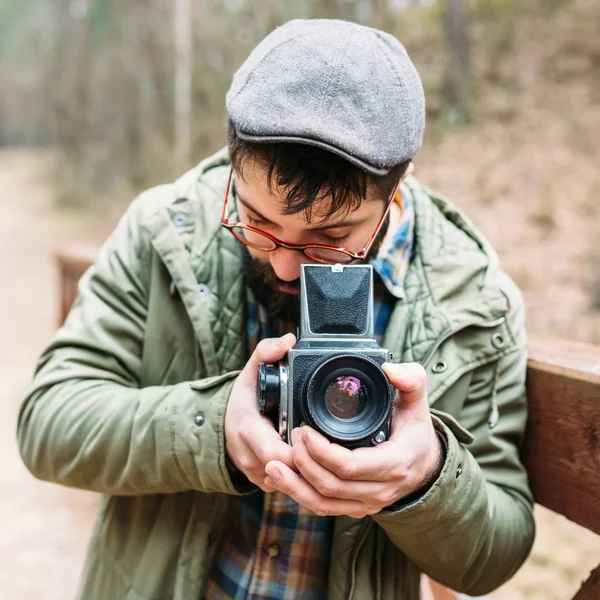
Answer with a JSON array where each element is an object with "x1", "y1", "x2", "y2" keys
[{"x1": 226, "y1": 19, "x2": 425, "y2": 175}]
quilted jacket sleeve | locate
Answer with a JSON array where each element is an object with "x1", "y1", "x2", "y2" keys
[
  {"x1": 372, "y1": 289, "x2": 535, "y2": 596},
  {"x1": 17, "y1": 189, "x2": 241, "y2": 496}
]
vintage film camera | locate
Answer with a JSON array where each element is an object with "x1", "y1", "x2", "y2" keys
[{"x1": 257, "y1": 264, "x2": 395, "y2": 449}]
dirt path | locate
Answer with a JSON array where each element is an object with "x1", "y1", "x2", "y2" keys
[{"x1": 0, "y1": 150, "x2": 114, "y2": 599}]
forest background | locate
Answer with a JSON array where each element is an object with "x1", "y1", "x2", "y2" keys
[{"x1": 1, "y1": 0, "x2": 599, "y2": 598}]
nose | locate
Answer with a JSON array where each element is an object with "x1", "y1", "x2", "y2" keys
[{"x1": 269, "y1": 247, "x2": 306, "y2": 282}]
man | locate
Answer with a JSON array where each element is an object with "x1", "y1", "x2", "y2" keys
[{"x1": 18, "y1": 19, "x2": 534, "y2": 600}]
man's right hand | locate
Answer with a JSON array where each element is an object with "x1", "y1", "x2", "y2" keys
[{"x1": 225, "y1": 333, "x2": 297, "y2": 492}]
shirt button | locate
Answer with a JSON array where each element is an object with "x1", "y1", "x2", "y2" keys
[
  {"x1": 267, "y1": 543, "x2": 280, "y2": 558},
  {"x1": 194, "y1": 413, "x2": 205, "y2": 426}
]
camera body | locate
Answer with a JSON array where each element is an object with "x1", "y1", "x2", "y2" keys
[{"x1": 258, "y1": 264, "x2": 395, "y2": 449}]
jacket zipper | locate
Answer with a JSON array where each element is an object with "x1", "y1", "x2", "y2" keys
[
  {"x1": 347, "y1": 520, "x2": 373, "y2": 600},
  {"x1": 422, "y1": 316, "x2": 506, "y2": 368}
]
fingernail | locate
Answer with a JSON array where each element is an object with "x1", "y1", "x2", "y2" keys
[
  {"x1": 301, "y1": 428, "x2": 309, "y2": 444},
  {"x1": 383, "y1": 362, "x2": 404, "y2": 377},
  {"x1": 291, "y1": 428, "x2": 300, "y2": 445},
  {"x1": 267, "y1": 467, "x2": 281, "y2": 482}
]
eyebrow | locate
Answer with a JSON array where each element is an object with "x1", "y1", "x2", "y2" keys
[{"x1": 235, "y1": 192, "x2": 370, "y2": 231}]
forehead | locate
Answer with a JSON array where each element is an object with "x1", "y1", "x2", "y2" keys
[{"x1": 232, "y1": 161, "x2": 380, "y2": 225}]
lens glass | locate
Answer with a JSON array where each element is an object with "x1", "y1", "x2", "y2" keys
[
  {"x1": 231, "y1": 226, "x2": 277, "y2": 251},
  {"x1": 304, "y1": 355, "x2": 392, "y2": 444},
  {"x1": 324, "y1": 375, "x2": 368, "y2": 420}
]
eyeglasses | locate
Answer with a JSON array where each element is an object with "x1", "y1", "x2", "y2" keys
[{"x1": 220, "y1": 167, "x2": 401, "y2": 264}]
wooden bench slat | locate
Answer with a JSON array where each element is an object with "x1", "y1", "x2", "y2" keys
[{"x1": 523, "y1": 337, "x2": 600, "y2": 536}]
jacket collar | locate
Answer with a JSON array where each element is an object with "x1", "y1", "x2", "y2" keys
[{"x1": 145, "y1": 148, "x2": 511, "y2": 386}]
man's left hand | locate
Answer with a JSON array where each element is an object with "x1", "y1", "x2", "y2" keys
[{"x1": 264, "y1": 362, "x2": 444, "y2": 518}]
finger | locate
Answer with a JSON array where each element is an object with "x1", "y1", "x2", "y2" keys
[
  {"x1": 264, "y1": 461, "x2": 373, "y2": 518},
  {"x1": 231, "y1": 442, "x2": 283, "y2": 493},
  {"x1": 260, "y1": 479, "x2": 278, "y2": 493},
  {"x1": 382, "y1": 362, "x2": 428, "y2": 410},
  {"x1": 247, "y1": 421, "x2": 295, "y2": 469},
  {"x1": 299, "y1": 427, "x2": 402, "y2": 482},
  {"x1": 236, "y1": 409, "x2": 295, "y2": 467},
  {"x1": 252, "y1": 474, "x2": 278, "y2": 493},
  {"x1": 383, "y1": 363, "x2": 432, "y2": 441},
  {"x1": 292, "y1": 434, "x2": 395, "y2": 503},
  {"x1": 248, "y1": 334, "x2": 296, "y2": 376},
  {"x1": 237, "y1": 333, "x2": 296, "y2": 392}
]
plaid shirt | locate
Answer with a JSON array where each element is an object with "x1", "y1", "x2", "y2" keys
[{"x1": 203, "y1": 186, "x2": 414, "y2": 600}]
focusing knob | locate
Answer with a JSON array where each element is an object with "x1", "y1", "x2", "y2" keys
[{"x1": 257, "y1": 362, "x2": 281, "y2": 418}]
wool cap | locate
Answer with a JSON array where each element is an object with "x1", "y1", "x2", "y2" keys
[{"x1": 226, "y1": 19, "x2": 425, "y2": 175}]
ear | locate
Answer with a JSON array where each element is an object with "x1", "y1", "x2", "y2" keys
[{"x1": 401, "y1": 161, "x2": 415, "y2": 182}]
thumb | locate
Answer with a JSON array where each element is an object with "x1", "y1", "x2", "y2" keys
[
  {"x1": 240, "y1": 333, "x2": 297, "y2": 388},
  {"x1": 382, "y1": 362, "x2": 428, "y2": 409}
]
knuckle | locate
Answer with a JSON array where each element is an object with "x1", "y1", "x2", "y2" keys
[
  {"x1": 312, "y1": 504, "x2": 331, "y2": 518},
  {"x1": 336, "y1": 461, "x2": 359, "y2": 480},
  {"x1": 263, "y1": 451, "x2": 275, "y2": 465},
  {"x1": 260, "y1": 482, "x2": 276, "y2": 492},
  {"x1": 292, "y1": 452, "x2": 305, "y2": 469},
  {"x1": 349, "y1": 510, "x2": 369, "y2": 519},
  {"x1": 238, "y1": 456, "x2": 256, "y2": 473},
  {"x1": 317, "y1": 482, "x2": 340, "y2": 498},
  {"x1": 255, "y1": 338, "x2": 272, "y2": 354},
  {"x1": 390, "y1": 463, "x2": 408, "y2": 482},
  {"x1": 255, "y1": 444, "x2": 270, "y2": 463},
  {"x1": 255, "y1": 337, "x2": 279, "y2": 358},
  {"x1": 380, "y1": 489, "x2": 398, "y2": 505}
]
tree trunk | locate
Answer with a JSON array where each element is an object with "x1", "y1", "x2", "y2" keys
[
  {"x1": 174, "y1": 0, "x2": 192, "y2": 171},
  {"x1": 442, "y1": 0, "x2": 471, "y2": 124}
]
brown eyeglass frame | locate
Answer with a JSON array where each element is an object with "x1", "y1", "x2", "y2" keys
[{"x1": 220, "y1": 167, "x2": 401, "y2": 264}]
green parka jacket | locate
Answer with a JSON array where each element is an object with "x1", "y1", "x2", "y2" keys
[{"x1": 18, "y1": 148, "x2": 534, "y2": 600}]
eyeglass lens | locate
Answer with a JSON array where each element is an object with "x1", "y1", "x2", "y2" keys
[{"x1": 230, "y1": 226, "x2": 354, "y2": 263}]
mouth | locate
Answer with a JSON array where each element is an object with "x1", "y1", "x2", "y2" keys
[{"x1": 277, "y1": 282, "x2": 300, "y2": 295}]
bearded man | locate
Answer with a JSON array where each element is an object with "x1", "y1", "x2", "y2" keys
[{"x1": 18, "y1": 19, "x2": 534, "y2": 600}]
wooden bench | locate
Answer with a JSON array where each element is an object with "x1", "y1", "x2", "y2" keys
[{"x1": 56, "y1": 244, "x2": 600, "y2": 599}]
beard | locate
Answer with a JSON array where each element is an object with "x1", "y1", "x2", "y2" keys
[
  {"x1": 241, "y1": 245, "x2": 301, "y2": 330},
  {"x1": 240, "y1": 214, "x2": 391, "y2": 332}
]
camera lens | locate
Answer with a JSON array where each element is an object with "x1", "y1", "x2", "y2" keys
[
  {"x1": 324, "y1": 376, "x2": 368, "y2": 420},
  {"x1": 257, "y1": 362, "x2": 281, "y2": 419},
  {"x1": 304, "y1": 355, "x2": 391, "y2": 444}
]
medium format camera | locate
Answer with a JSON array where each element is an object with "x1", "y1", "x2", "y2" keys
[{"x1": 257, "y1": 264, "x2": 395, "y2": 449}]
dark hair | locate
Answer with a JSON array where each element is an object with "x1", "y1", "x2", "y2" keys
[{"x1": 227, "y1": 118, "x2": 411, "y2": 222}]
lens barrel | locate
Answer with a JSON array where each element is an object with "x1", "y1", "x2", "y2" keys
[{"x1": 257, "y1": 362, "x2": 281, "y2": 419}]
